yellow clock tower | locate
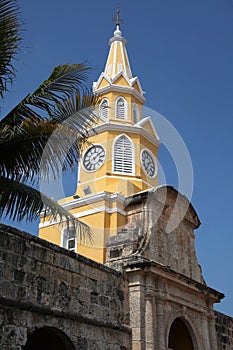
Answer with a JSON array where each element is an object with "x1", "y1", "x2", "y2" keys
[{"x1": 39, "y1": 13, "x2": 160, "y2": 263}]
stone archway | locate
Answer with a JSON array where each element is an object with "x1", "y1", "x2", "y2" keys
[
  {"x1": 22, "y1": 327, "x2": 75, "y2": 350},
  {"x1": 168, "y1": 317, "x2": 194, "y2": 350}
]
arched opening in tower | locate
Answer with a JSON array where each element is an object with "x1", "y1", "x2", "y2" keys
[
  {"x1": 168, "y1": 317, "x2": 194, "y2": 350},
  {"x1": 22, "y1": 327, "x2": 75, "y2": 350}
]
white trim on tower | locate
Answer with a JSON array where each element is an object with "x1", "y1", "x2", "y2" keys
[{"x1": 113, "y1": 41, "x2": 117, "y2": 77}]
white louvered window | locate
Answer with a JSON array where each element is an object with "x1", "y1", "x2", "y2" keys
[
  {"x1": 113, "y1": 135, "x2": 134, "y2": 174},
  {"x1": 133, "y1": 103, "x2": 139, "y2": 123},
  {"x1": 118, "y1": 62, "x2": 122, "y2": 73},
  {"x1": 116, "y1": 97, "x2": 127, "y2": 119},
  {"x1": 99, "y1": 98, "x2": 109, "y2": 120}
]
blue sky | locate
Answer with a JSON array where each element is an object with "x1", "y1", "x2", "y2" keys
[{"x1": 1, "y1": 0, "x2": 233, "y2": 316}]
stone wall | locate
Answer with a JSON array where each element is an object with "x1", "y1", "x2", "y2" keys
[
  {"x1": 215, "y1": 311, "x2": 233, "y2": 350},
  {"x1": 107, "y1": 186, "x2": 203, "y2": 283},
  {"x1": 0, "y1": 224, "x2": 131, "y2": 350}
]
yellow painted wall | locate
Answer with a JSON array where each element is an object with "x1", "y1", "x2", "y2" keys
[
  {"x1": 39, "y1": 225, "x2": 61, "y2": 246},
  {"x1": 39, "y1": 194, "x2": 127, "y2": 264},
  {"x1": 98, "y1": 77, "x2": 110, "y2": 89},
  {"x1": 76, "y1": 127, "x2": 158, "y2": 198},
  {"x1": 113, "y1": 75, "x2": 130, "y2": 87}
]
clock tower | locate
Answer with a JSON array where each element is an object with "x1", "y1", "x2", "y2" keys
[{"x1": 39, "y1": 13, "x2": 160, "y2": 263}]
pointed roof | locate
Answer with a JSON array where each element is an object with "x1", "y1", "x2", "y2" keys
[
  {"x1": 104, "y1": 26, "x2": 132, "y2": 80},
  {"x1": 93, "y1": 11, "x2": 144, "y2": 100}
]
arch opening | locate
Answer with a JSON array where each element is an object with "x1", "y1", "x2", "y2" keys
[
  {"x1": 168, "y1": 318, "x2": 194, "y2": 350},
  {"x1": 22, "y1": 327, "x2": 75, "y2": 350}
]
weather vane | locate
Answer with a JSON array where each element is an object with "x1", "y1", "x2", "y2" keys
[{"x1": 112, "y1": 8, "x2": 124, "y2": 28}]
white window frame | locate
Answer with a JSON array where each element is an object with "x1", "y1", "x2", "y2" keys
[
  {"x1": 112, "y1": 134, "x2": 135, "y2": 175},
  {"x1": 62, "y1": 227, "x2": 76, "y2": 252},
  {"x1": 99, "y1": 98, "x2": 109, "y2": 120},
  {"x1": 115, "y1": 96, "x2": 127, "y2": 120}
]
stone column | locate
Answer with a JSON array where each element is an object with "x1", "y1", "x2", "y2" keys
[
  {"x1": 155, "y1": 298, "x2": 166, "y2": 350},
  {"x1": 153, "y1": 277, "x2": 167, "y2": 350},
  {"x1": 201, "y1": 314, "x2": 211, "y2": 349},
  {"x1": 127, "y1": 269, "x2": 146, "y2": 350},
  {"x1": 208, "y1": 312, "x2": 218, "y2": 350},
  {"x1": 145, "y1": 274, "x2": 155, "y2": 350}
]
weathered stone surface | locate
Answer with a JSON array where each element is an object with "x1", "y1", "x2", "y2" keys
[
  {"x1": 0, "y1": 224, "x2": 131, "y2": 349},
  {"x1": 106, "y1": 186, "x2": 228, "y2": 350},
  {"x1": 107, "y1": 186, "x2": 203, "y2": 282},
  {"x1": 215, "y1": 311, "x2": 233, "y2": 350}
]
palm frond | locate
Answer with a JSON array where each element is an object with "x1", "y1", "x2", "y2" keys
[
  {"x1": 51, "y1": 93, "x2": 99, "y2": 132},
  {"x1": 0, "y1": 0, "x2": 22, "y2": 98},
  {"x1": 0, "y1": 62, "x2": 99, "y2": 236},
  {"x1": 0, "y1": 63, "x2": 93, "y2": 127},
  {"x1": 34, "y1": 63, "x2": 90, "y2": 100},
  {"x1": 0, "y1": 175, "x2": 92, "y2": 242},
  {"x1": 24, "y1": 64, "x2": 91, "y2": 116},
  {"x1": 0, "y1": 118, "x2": 59, "y2": 182},
  {"x1": 0, "y1": 93, "x2": 98, "y2": 183}
]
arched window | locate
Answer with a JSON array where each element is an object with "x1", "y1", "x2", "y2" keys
[
  {"x1": 132, "y1": 103, "x2": 139, "y2": 123},
  {"x1": 113, "y1": 134, "x2": 134, "y2": 174},
  {"x1": 115, "y1": 97, "x2": 127, "y2": 119},
  {"x1": 99, "y1": 98, "x2": 109, "y2": 120}
]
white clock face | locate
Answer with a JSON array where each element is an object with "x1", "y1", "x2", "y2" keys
[
  {"x1": 83, "y1": 145, "x2": 105, "y2": 172},
  {"x1": 141, "y1": 149, "x2": 157, "y2": 178}
]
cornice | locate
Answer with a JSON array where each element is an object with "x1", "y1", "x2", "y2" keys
[
  {"x1": 109, "y1": 34, "x2": 127, "y2": 46},
  {"x1": 61, "y1": 191, "x2": 126, "y2": 211},
  {"x1": 89, "y1": 122, "x2": 160, "y2": 147},
  {"x1": 123, "y1": 256, "x2": 224, "y2": 302},
  {"x1": 94, "y1": 85, "x2": 146, "y2": 104},
  {"x1": 39, "y1": 192, "x2": 127, "y2": 227}
]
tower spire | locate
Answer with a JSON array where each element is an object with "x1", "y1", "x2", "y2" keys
[
  {"x1": 93, "y1": 8, "x2": 145, "y2": 101},
  {"x1": 112, "y1": 7, "x2": 123, "y2": 30}
]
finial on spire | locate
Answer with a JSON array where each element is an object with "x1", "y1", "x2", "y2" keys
[{"x1": 112, "y1": 7, "x2": 123, "y2": 30}]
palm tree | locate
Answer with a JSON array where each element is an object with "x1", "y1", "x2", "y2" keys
[{"x1": 0, "y1": 0, "x2": 98, "y2": 239}]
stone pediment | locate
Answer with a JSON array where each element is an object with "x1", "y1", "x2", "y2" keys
[{"x1": 106, "y1": 185, "x2": 204, "y2": 283}]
